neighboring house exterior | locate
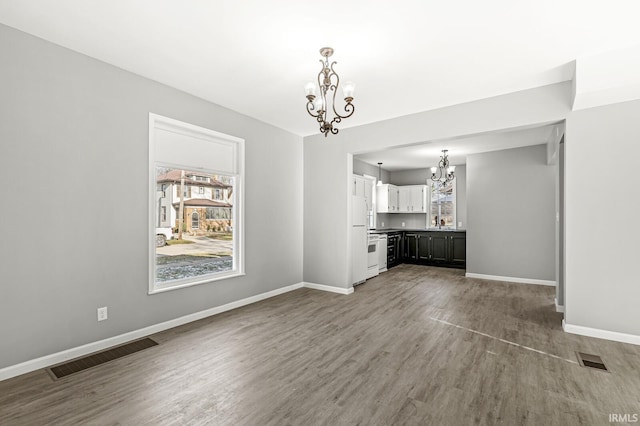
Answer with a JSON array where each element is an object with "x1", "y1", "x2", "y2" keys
[{"x1": 156, "y1": 169, "x2": 233, "y2": 234}]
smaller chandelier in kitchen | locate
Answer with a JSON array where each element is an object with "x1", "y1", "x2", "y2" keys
[
  {"x1": 304, "y1": 47, "x2": 355, "y2": 137},
  {"x1": 430, "y1": 150, "x2": 456, "y2": 186}
]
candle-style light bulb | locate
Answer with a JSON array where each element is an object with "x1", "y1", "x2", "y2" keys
[
  {"x1": 305, "y1": 82, "x2": 316, "y2": 97},
  {"x1": 342, "y1": 81, "x2": 355, "y2": 100}
]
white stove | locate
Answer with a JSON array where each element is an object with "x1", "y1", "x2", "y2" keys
[{"x1": 367, "y1": 234, "x2": 380, "y2": 279}]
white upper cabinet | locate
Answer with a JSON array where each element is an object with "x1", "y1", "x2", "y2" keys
[
  {"x1": 390, "y1": 186, "x2": 399, "y2": 212},
  {"x1": 398, "y1": 186, "x2": 411, "y2": 213},
  {"x1": 376, "y1": 183, "x2": 399, "y2": 213},
  {"x1": 409, "y1": 185, "x2": 427, "y2": 213},
  {"x1": 399, "y1": 185, "x2": 425, "y2": 212},
  {"x1": 379, "y1": 184, "x2": 426, "y2": 213}
]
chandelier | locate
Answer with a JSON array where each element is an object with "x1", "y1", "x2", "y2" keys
[
  {"x1": 304, "y1": 47, "x2": 355, "y2": 137},
  {"x1": 430, "y1": 150, "x2": 456, "y2": 186}
]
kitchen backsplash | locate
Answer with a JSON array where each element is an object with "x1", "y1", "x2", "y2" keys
[{"x1": 377, "y1": 213, "x2": 430, "y2": 229}]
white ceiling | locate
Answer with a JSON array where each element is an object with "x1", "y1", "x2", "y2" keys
[
  {"x1": 1, "y1": 1, "x2": 640, "y2": 136},
  {"x1": 354, "y1": 123, "x2": 559, "y2": 171}
]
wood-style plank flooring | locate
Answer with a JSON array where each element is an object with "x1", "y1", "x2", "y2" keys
[{"x1": 1, "y1": 265, "x2": 639, "y2": 425}]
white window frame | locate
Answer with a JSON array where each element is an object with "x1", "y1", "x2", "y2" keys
[
  {"x1": 149, "y1": 113, "x2": 245, "y2": 294},
  {"x1": 428, "y1": 178, "x2": 457, "y2": 229}
]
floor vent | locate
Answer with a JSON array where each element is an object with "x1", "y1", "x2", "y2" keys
[
  {"x1": 576, "y1": 352, "x2": 608, "y2": 372},
  {"x1": 47, "y1": 338, "x2": 158, "y2": 380}
]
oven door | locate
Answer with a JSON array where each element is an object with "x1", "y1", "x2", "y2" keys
[{"x1": 367, "y1": 239, "x2": 379, "y2": 278}]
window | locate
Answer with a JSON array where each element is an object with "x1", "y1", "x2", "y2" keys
[
  {"x1": 214, "y1": 189, "x2": 221, "y2": 200},
  {"x1": 176, "y1": 185, "x2": 191, "y2": 198},
  {"x1": 149, "y1": 114, "x2": 244, "y2": 294},
  {"x1": 430, "y1": 179, "x2": 456, "y2": 228},
  {"x1": 206, "y1": 207, "x2": 232, "y2": 219},
  {"x1": 161, "y1": 184, "x2": 167, "y2": 198}
]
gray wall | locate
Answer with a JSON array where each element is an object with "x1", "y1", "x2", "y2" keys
[
  {"x1": 304, "y1": 82, "x2": 571, "y2": 289},
  {"x1": 353, "y1": 158, "x2": 390, "y2": 182},
  {"x1": 565, "y1": 100, "x2": 640, "y2": 336},
  {"x1": 0, "y1": 24, "x2": 303, "y2": 369},
  {"x1": 389, "y1": 165, "x2": 467, "y2": 229},
  {"x1": 466, "y1": 145, "x2": 556, "y2": 281},
  {"x1": 382, "y1": 214, "x2": 428, "y2": 229},
  {"x1": 557, "y1": 140, "x2": 565, "y2": 306}
]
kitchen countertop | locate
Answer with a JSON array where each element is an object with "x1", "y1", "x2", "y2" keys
[{"x1": 369, "y1": 228, "x2": 466, "y2": 233}]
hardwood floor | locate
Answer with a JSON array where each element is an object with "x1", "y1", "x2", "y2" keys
[{"x1": 2, "y1": 264, "x2": 639, "y2": 425}]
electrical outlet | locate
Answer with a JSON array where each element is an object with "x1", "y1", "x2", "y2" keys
[
  {"x1": 97, "y1": 306, "x2": 108, "y2": 322},
  {"x1": 402, "y1": 222, "x2": 405, "y2": 227},
  {"x1": 458, "y1": 222, "x2": 463, "y2": 228},
  {"x1": 381, "y1": 221, "x2": 384, "y2": 227}
]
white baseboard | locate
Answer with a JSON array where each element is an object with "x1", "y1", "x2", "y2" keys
[
  {"x1": 303, "y1": 282, "x2": 355, "y2": 295},
  {"x1": 555, "y1": 298, "x2": 565, "y2": 313},
  {"x1": 563, "y1": 320, "x2": 640, "y2": 346},
  {"x1": 465, "y1": 272, "x2": 556, "y2": 287},
  {"x1": 0, "y1": 280, "x2": 356, "y2": 382},
  {"x1": 0, "y1": 281, "x2": 316, "y2": 382}
]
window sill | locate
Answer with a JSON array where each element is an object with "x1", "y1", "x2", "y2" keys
[{"x1": 149, "y1": 270, "x2": 245, "y2": 295}]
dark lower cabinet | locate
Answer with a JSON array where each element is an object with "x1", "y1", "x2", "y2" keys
[
  {"x1": 404, "y1": 234, "x2": 418, "y2": 260},
  {"x1": 449, "y1": 232, "x2": 467, "y2": 266},
  {"x1": 387, "y1": 232, "x2": 403, "y2": 269},
  {"x1": 417, "y1": 234, "x2": 430, "y2": 261},
  {"x1": 402, "y1": 231, "x2": 466, "y2": 269},
  {"x1": 429, "y1": 233, "x2": 448, "y2": 262}
]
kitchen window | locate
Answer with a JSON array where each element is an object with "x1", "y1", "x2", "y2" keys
[
  {"x1": 430, "y1": 179, "x2": 456, "y2": 228},
  {"x1": 149, "y1": 114, "x2": 244, "y2": 294}
]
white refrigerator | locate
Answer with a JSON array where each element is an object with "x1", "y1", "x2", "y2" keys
[{"x1": 351, "y1": 195, "x2": 368, "y2": 285}]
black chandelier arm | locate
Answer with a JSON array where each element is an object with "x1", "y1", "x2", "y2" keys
[
  {"x1": 305, "y1": 99, "x2": 321, "y2": 118},
  {"x1": 328, "y1": 61, "x2": 354, "y2": 120},
  {"x1": 339, "y1": 101, "x2": 355, "y2": 119},
  {"x1": 431, "y1": 169, "x2": 454, "y2": 184},
  {"x1": 330, "y1": 115, "x2": 341, "y2": 130}
]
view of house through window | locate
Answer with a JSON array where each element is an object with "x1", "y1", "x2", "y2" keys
[
  {"x1": 430, "y1": 180, "x2": 456, "y2": 228},
  {"x1": 155, "y1": 166, "x2": 235, "y2": 284}
]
